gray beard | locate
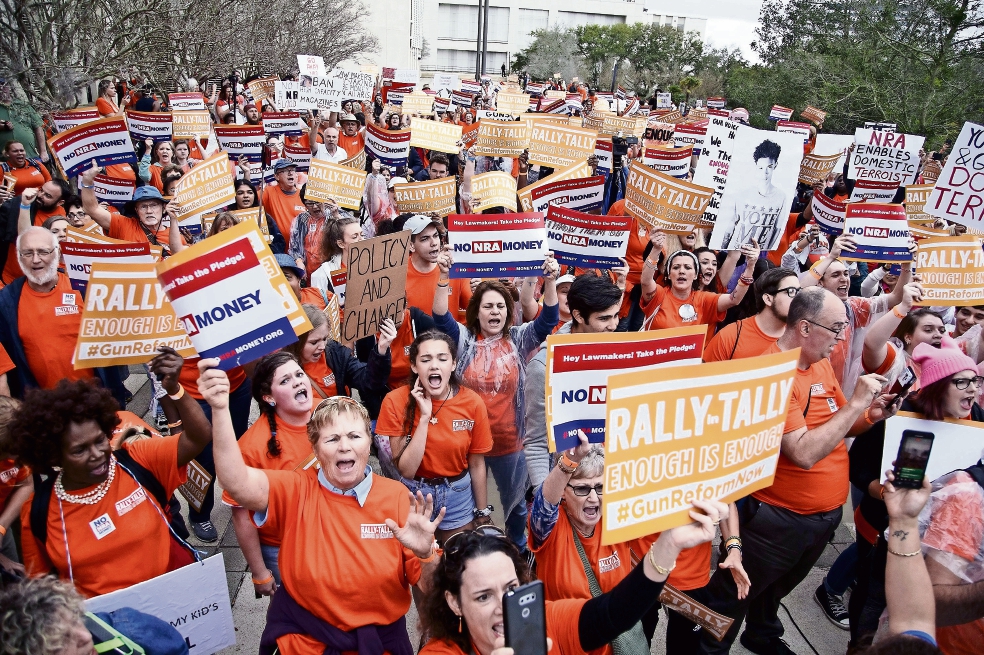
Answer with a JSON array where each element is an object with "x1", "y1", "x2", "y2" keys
[{"x1": 23, "y1": 258, "x2": 59, "y2": 288}]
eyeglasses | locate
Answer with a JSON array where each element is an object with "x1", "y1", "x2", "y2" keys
[
  {"x1": 952, "y1": 376, "x2": 984, "y2": 390},
  {"x1": 567, "y1": 483, "x2": 604, "y2": 497},
  {"x1": 443, "y1": 524, "x2": 507, "y2": 557},
  {"x1": 774, "y1": 286, "x2": 800, "y2": 298},
  {"x1": 806, "y1": 319, "x2": 847, "y2": 337},
  {"x1": 18, "y1": 248, "x2": 55, "y2": 259}
]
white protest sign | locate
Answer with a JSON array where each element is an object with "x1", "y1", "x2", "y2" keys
[
  {"x1": 691, "y1": 116, "x2": 741, "y2": 227},
  {"x1": 850, "y1": 179, "x2": 900, "y2": 203},
  {"x1": 448, "y1": 212, "x2": 547, "y2": 278},
  {"x1": 849, "y1": 128, "x2": 925, "y2": 185},
  {"x1": 432, "y1": 74, "x2": 459, "y2": 91},
  {"x1": 299, "y1": 69, "x2": 375, "y2": 112},
  {"x1": 924, "y1": 121, "x2": 984, "y2": 230},
  {"x1": 85, "y1": 555, "x2": 235, "y2": 655},
  {"x1": 813, "y1": 134, "x2": 855, "y2": 171},
  {"x1": 546, "y1": 206, "x2": 629, "y2": 269},
  {"x1": 881, "y1": 413, "x2": 984, "y2": 484},
  {"x1": 275, "y1": 80, "x2": 302, "y2": 110}
]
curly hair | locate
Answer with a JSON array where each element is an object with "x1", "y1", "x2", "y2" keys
[
  {"x1": 251, "y1": 351, "x2": 303, "y2": 458},
  {"x1": 752, "y1": 139, "x2": 781, "y2": 163},
  {"x1": 0, "y1": 576, "x2": 87, "y2": 655},
  {"x1": 465, "y1": 281, "x2": 515, "y2": 340},
  {"x1": 9, "y1": 380, "x2": 120, "y2": 473},
  {"x1": 0, "y1": 397, "x2": 22, "y2": 457}
]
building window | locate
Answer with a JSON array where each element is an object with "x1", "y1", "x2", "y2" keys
[
  {"x1": 516, "y1": 9, "x2": 549, "y2": 49},
  {"x1": 556, "y1": 11, "x2": 626, "y2": 28},
  {"x1": 434, "y1": 48, "x2": 508, "y2": 74},
  {"x1": 438, "y1": 3, "x2": 509, "y2": 43}
]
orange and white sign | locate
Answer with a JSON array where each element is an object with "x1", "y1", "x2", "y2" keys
[
  {"x1": 471, "y1": 172, "x2": 517, "y2": 212},
  {"x1": 798, "y1": 152, "x2": 841, "y2": 186},
  {"x1": 624, "y1": 161, "x2": 713, "y2": 234},
  {"x1": 394, "y1": 177, "x2": 458, "y2": 216},
  {"x1": 602, "y1": 349, "x2": 799, "y2": 544},
  {"x1": 518, "y1": 160, "x2": 592, "y2": 213},
  {"x1": 495, "y1": 92, "x2": 531, "y2": 117},
  {"x1": 409, "y1": 118, "x2": 462, "y2": 154},
  {"x1": 201, "y1": 207, "x2": 269, "y2": 241},
  {"x1": 913, "y1": 235, "x2": 984, "y2": 306},
  {"x1": 601, "y1": 115, "x2": 646, "y2": 138},
  {"x1": 173, "y1": 151, "x2": 235, "y2": 221},
  {"x1": 800, "y1": 106, "x2": 827, "y2": 126},
  {"x1": 306, "y1": 159, "x2": 366, "y2": 210},
  {"x1": 170, "y1": 111, "x2": 212, "y2": 139},
  {"x1": 475, "y1": 120, "x2": 530, "y2": 158},
  {"x1": 905, "y1": 184, "x2": 936, "y2": 222},
  {"x1": 528, "y1": 123, "x2": 598, "y2": 168},
  {"x1": 402, "y1": 91, "x2": 435, "y2": 116},
  {"x1": 247, "y1": 76, "x2": 278, "y2": 102}
]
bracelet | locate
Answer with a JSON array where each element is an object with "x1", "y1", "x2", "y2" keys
[
  {"x1": 726, "y1": 543, "x2": 742, "y2": 554},
  {"x1": 0, "y1": 524, "x2": 6, "y2": 536},
  {"x1": 418, "y1": 542, "x2": 441, "y2": 562},
  {"x1": 647, "y1": 548, "x2": 676, "y2": 576},
  {"x1": 887, "y1": 547, "x2": 922, "y2": 558},
  {"x1": 437, "y1": 282, "x2": 449, "y2": 288},
  {"x1": 808, "y1": 263, "x2": 823, "y2": 279},
  {"x1": 167, "y1": 386, "x2": 186, "y2": 401},
  {"x1": 167, "y1": 420, "x2": 183, "y2": 429},
  {"x1": 252, "y1": 573, "x2": 274, "y2": 585},
  {"x1": 724, "y1": 536, "x2": 741, "y2": 548},
  {"x1": 79, "y1": 182, "x2": 95, "y2": 189},
  {"x1": 864, "y1": 408, "x2": 875, "y2": 425},
  {"x1": 892, "y1": 305, "x2": 908, "y2": 319},
  {"x1": 643, "y1": 258, "x2": 659, "y2": 269},
  {"x1": 879, "y1": 485, "x2": 886, "y2": 500},
  {"x1": 738, "y1": 276, "x2": 754, "y2": 286},
  {"x1": 557, "y1": 453, "x2": 579, "y2": 475}
]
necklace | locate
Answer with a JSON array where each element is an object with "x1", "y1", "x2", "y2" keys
[
  {"x1": 54, "y1": 455, "x2": 116, "y2": 505},
  {"x1": 429, "y1": 384, "x2": 454, "y2": 425}
]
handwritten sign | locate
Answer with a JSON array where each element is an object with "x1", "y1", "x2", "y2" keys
[
  {"x1": 850, "y1": 128, "x2": 925, "y2": 186},
  {"x1": 923, "y1": 121, "x2": 984, "y2": 230},
  {"x1": 341, "y1": 231, "x2": 411, "y2": 345}
]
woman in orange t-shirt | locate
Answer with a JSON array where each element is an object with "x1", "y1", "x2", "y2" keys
[
  {"x1": 378, "y1": 331, "x2": 493, "y2": 542},
  {"x1": 201, "y1": 364, "x2": 444, "y2": 655},
  {"x1": 12, "y1": 352, "x2": 212, "y2": 598},
  {"x1": 417, "y1": 500, "x2": 729, "y2": 655},
  {"x1": 137, "y1": 139, "x2": 176, "y2": 192}
]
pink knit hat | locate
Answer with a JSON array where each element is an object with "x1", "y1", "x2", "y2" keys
[{"x1": 911, "y1": 336, "x2": 978, "y2": 387}]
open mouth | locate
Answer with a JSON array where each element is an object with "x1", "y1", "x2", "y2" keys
[
  {"x1": 487, "y1": 318, "x2": 501, "y2": 329},
  {"x1": 91, "y1": 460, "x2": 109, "y2": 477},
  {"x1": 427, "y1": 373, "x2": 444, "y2": 390},
  {"x1": 335, "y1": 458, "x2": 356, "y2": 474},
  {"x1": 582, "y1": 506, "x2": 600, "y2": 519},
  {"x1": 294, "y1": 387, "x2": 309, "y2": 402},
  {"x1": 960, "y1": 396, "x2": 975, "y2": 412},
  {"x1": 492, "y1": 623, "x2": 504, "y2": 638}
]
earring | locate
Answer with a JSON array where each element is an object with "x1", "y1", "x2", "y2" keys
[
  {"x1": 269, "y1": 401, "x2": 276, "y2": 407},
  {"x1": 458, "y1": 615, "x2": 462, "y2": 633}
]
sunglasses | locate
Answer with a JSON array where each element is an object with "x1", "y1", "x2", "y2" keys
[
  {"x1": 443, "y1": 524, "x2": 507, "y2": 556},
  {"x1": 567, "y1": 483, "x2": 604, "y2": 497}
]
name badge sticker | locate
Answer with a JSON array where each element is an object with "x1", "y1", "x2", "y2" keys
[{"x1": 89, "y1": 513, "x2": 116, "y2": 540}]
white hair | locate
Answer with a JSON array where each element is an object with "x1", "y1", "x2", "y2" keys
[{"x1": 16, "y1": 227, "x2": 59, "y2": 286}]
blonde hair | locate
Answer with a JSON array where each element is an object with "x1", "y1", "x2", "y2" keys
[
  {"x1": 0, "y1": 577, "x2": 86, "y2": 655},
  {"x1": 308, "y1": 396, "x2": 371, "y2": 445}
]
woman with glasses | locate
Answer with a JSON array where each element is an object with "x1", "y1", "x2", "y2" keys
[
  {"x1": 201, "y1": 362, "x2": 444, "y2": 655},
  {"x1": 419, "y1": 500, "x2": 729, "y2": 655},
  {"x1": 63, "y1": 198, "x2": 91, "y2": 230}
]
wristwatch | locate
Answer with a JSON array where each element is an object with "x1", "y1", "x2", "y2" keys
[{"x1": 473, "y1": 505, "x2": 494, "y2": 519}]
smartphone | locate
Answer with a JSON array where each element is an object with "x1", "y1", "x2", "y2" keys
[
  {"x1": 888, "y1": 369, "x2": 916, "y2": 408},
  {"x1": 504, "y1": 580, "x2": 547, "y2": 655},
  {"x1": 893, "y1": 430, "x2": 934, "y2": 488}
]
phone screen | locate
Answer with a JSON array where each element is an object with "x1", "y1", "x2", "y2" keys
[{"x1": 895, "y1": 431, "x2": 933, "y2": 486}]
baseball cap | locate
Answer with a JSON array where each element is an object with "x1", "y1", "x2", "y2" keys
[
  {"x1": 274, "y1": 253, "x2": 305, "y2": 279},
  {"x1": 274, "y1": 159, "x2": 297, "y2": 171},
  {"x1": 403, "y1": 214, "x2": 435, "y2": 235},
  {"x1": 387, "y1": 176, "x2": 408, "y2": 189},
  {"x1": 556, "y1": 274, "x2": 576, "y2": 286},
  {"x1": 339, "y1": 113, "x2": 359, "y2": 123}
]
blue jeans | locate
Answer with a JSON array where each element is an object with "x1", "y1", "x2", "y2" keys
[
  {"x1": 400, "y1": 471, "x2": 476, "y2": 530},
  {"x1": 260, "y1": 543, "x2": 282, "y2": 586},
  {"x1": 487, "y1": 450, "x2": 530, "y2": 551}
]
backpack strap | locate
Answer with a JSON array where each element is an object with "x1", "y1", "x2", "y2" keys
[
  {"x1": 729, "y1": 319, "x2": 744, "y2": 361},
  {"x1": 114, "y1": 448, "x2": 169, "y2": 509},
  {"x1": 29, "y1": 471, "x2": 56, "y2": 545}
]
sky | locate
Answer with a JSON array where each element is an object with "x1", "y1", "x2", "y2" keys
[{"x1": 645, "y1": 0, "x2": 764, "y2": 60}]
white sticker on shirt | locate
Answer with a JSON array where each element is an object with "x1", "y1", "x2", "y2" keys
[
  {"x1": 452, "y1": 419, "x2": 475, "y2": 431},
  {"x1": 360, "y1": 523, "x2": 393, "y2": 539},
  {"x1": 89, "y1": 513, "x2": 116, "y2": 540},
  {"x1": 810, "y1": 383, "x2": 826, "y2": 395},
  {"x1": 827, "y1": 398, "x2": 839, "y2": 413},
  {"x1": 599, "y1": 551, "x2": 622, "y2": 574},
  {"x1": 115, "y1": 487, "x2": 147, "y2": 516},
  {"x1": 62, "y1": 293, "x2": 76, "y2": 306},
  {"x1": 322, "y1": 373, "x2": 336, "y2": 387},
  {"x1": 55, "y1": 305, "x2": 80, "y2": 316}
]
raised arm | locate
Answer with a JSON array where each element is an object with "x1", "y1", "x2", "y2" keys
[
  {"x1": 150, "y1": 347, "x2": 211, "y2": 467},
  {"x1": 640, "y1": 229, "x2": 666, "y2": 304},
  {"x1": 862, "y1": 283, "x2": 923, "y2": 372},
  {"x1": 801, "y1": 234, "x2": 856, "y2": 287},
  {"x1": 433, "y1": 245, "x2": 453, "y2": 319},
  {"x1": 882, "y1": 472, "x2": 936, "y2": 637},
  {"x1": 716, "y1": 241, "x2": 759, "y2": 312},
  {"x1": 17, "y1": 188, "x2": 37, "y2": 235},
  {"x1": 165, "y1": 200, "x2": 186, "y2": 254},
  {"x1": 390, "y1": 379, "x2": 432, "y2": 478},
  {"x1": 79, "y1": 161, "x2": 113, "y2": 231}
]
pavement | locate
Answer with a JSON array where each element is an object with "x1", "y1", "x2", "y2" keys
[{"x1": 126, "y1": 368, "x2": 854, "y2": 655}]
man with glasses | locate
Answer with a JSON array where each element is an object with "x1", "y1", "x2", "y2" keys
[
  {"x1": 0, "y1": 178, "x2": 69, "y2": 284},
  {"x1": 696, "y1": 287, "x2": 896, "y2": 655},
  {"x1": 705, "y1": 267, "x2": 801, "y2": 362}
]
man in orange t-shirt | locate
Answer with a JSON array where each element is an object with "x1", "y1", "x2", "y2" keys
[
  {"x1": 333, "y1": 112, "x2": 365, "y2": 159},
  {"x1": 262, "y1": 160, "x2": 306, "y2": 241},
  {"x1": 401, "y1": 215, "x2": 471, "y2": 321},
  {"x1": 1, "y1": 141, "x2": 50, "y2": 194},
  {"x1": 1, "y1": 179, "x2": 68, "y2": 284},
  {"x1": 694, "y1": 287, "x2": 891, "y2": 654}
]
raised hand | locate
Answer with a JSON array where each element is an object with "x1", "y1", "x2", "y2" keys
[{"x1": 386, "y1": 491, "x2": 445, "y2": 558}]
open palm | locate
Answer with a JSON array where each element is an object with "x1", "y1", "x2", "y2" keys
[{"x1": 387, "y1": 491, "x2": 446, "y2": 558}]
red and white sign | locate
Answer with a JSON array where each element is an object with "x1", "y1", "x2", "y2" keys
[
  {"x1": 643, "y1": 147, "x2": 692, "y2": 179},
  {"x1": 47, "y1": 117, "x2": 136, "y2": 178},
  {"x1": 126, "y1": 111, "x2": 172, "y2": 142},
  {"x1": 448, "y1": 212, "x2": 547, "y2": 278}
]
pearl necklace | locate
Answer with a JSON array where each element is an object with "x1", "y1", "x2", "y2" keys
[{"x1": 54, "y1": 455, "x2": 117, "y2": 505}]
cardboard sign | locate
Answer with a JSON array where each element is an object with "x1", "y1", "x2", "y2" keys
[
  {"x1": 299, "y1": 68, "x2": 375, "y2": 111},
  {"x1": 776, "y1": 120, "x2": 812, "y2": 142},
  {"x1": 602, "y1": 349, "x2": 799, "y2": 544},
  {"x1": 274, "y1": 80, "x2": 301, "y2": 110},
  {"x1": 126, "y1": 110, "x2": 172, "y2": 142},
  {"x1": 529, "y1": 175, "x2": 605, "y2": 215},
  {"x1": 849, "y1": 128, "x2": 925, "y2": 186},
  {"x1": 305, "y1": 159, "x2": 365, "y2": 210},
  {"x1": 850, "y1": 179, "x2": 900, "y2": 203},
  {"x1": 921, "y1": 159, "x2": 942, "y2": 183},
  {"x1": 801, "y1": 106, "x2": 827, "y2": 126},
  {"x1": 475, "y1": 119, "x2": 531, "y2": 158},
  {"x1": 600, "y1": 115, "x2": 645, "y2": 138},
  {"x1": 496, "y1": 92, "x2": 530, "y2": 116},
  {"x1": 471, "y1": 172, "x2": 518, "y2": 212},
  {"x1": 768, "y1": 105, "x2": 793, "y2": 121},
  {"x1": 518, "y1": 161, "x2": 592, "y2": 212},
  {"x1": 643, "y1": 146, "x2": 692, "y2": 179},
  {"x1": 912, "y1": 235, "x2": 984, "y2": 305},
  {"x1": 527, "y1": 123, "x2": 598, "y2": 168},
  {"x1": 74, "y1": 262, "x2": 194, "y2": 368},
  {"x1": 171, "y1": 111, "x2": 212, "y2": 139},
  {"x1": 173, "y1": 152, "x2": 235, "y2": 223},
  {"x1": 247, "y1": 76, "x2": 278, "y2": 103},
  {"x1": 261, "y1": 112, "x2": 305, "y2": 138},
  {"x1": 624, "y1": 161, "x2": 713, "y2": 234},
  {"x1": 546, "y1": 206, "x2": 630, "y2": 269},
  {"x1": 93, "y1": 174, "x2": 135, "y2": 208},
  {"x1": 168, "y1": 93, "x2": 207, "y2": 111},
  {"x1": 448, "y1": 212, "x2": 547, "y2": 277},
  {"x1": 402, "y1": 91, "x2": 434, "y2": 115},
  {"x1": 924, "y1": 121, "x2": 984, "y2": 230},
  {"x1": 797, "y1": 152, "x2": 840, "y2": 186},
  {"x1": 545, "y1": 327, "x2": 705, "y2": 452},
  {"x1": 394, "y1": 177, "x2": 457, "y2": 216},
  {"x1": 841, "y1": 203, "x2": 911, "y2": 262},
  {"x1": 812, "y1": 192, "x2": 847, "y2": 236},
  {"x1": 178, "y1": 459, "x2": 212, "y2": 513},
  {"x1": 85, "y1": 555, "x2": 235, "y2": 655},
  {"x1": 408, "y1": 118, "x2": 462, "y2": 154},
  {"x1": 51, "y1": 108, "x2": 100, "y2": 132},
  {"x1": 365, "y1": 123, "x2": 411, "y2": 167},
  {"x1": 905, "y1": 184, "x2": 935, "y2": 221},
  {"x1": 212, "y1": 125, "x2": 265, "y2": 163},
  {"x1": 341, "y1": 230, "x2": 411, "y2": 344},
  {"x1": 341, "y1": 149, "x2": 367, "y2": 170},
  {"x1": 62, "y1": 241, "x2": 154, "y2": 296},
  {"x1": 47, "y1": 117, "x2": 136, "y2": 178},
  {"x1": 881, "y1": 412, "x2": 984, "y2": 484}
]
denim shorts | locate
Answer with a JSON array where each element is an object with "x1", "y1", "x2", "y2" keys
[{"x1": 400, "y1": 471, "x2": 475, "y2": 530}]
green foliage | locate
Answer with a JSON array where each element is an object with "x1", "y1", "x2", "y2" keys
[{"x1": 511, "y1": 27, "x2": 585, "y2": 82}]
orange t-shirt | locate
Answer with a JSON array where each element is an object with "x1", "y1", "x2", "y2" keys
[
  {"x1": 766, "y1": 213, "x2": 802, "y2": 267},
  {"x1": 752, "y1": 343, "x2": 850, "y2": 514},
  {"x1": 703, "y1": 317, "x2": 779, "y2": 362},
  {"x1": 104, "y1": 162, "x2": 136, "y2": 182},
  {"x1": 641, "y1": 286, "x2": 724, "y2": 344},
  {"x1": 0, "y1": 457, "x2": 29, "y2": 508},
  {"x1": 260, "y1": 470, "x2": 421, "y2": 654},
  {"x1": 299, "y1": 285, "x2": 329, "y2": 310},
  {"x1": 5, "y1": 161, "x2": 50, "y2": 193},
  {"x1": 0, "y1": 342, "x2": 14, "y2": 377},
  {"x1": 304, "y1": 356, "x2": 339, "y2": 398},
  {"x1": 148, "y1": 164, "x2": 165, "y2": 192},
  {"x1": 178, "y1": 356, "x2": 246, "y2": 399},
  {"x1": 20, "y1": 435, "x2": 187, "y2": 598},
  {"x1": 18, "y1": 274, "x2": 94, "y2": 388},
  {"x1": 111, "y1": 410, "x2": 161, "y2": 448},
  {"x1": 338, "y1": 132, "x2": 365, "y2": 159},
  {"x1": 108, "y1": 212, "x2": 179, "y2": 250},
  {"x1": 95, "y1": 97, "x2": 119, "y2": 116},
  {"x1": 3, "y1": 205, "x2": 65, "y2": 284},
  {"x1": 376, "y1": 385, "x2": 492, "y2": 478},
  {"x1": 405, "y1": 259, "x2": 470, "y2": 320},
  {"x1": 667, "y1": 543, "x2": 713, "y2": 590},
  {"x1": 262, "y1": 184, "x2": 306, "y2": 240},
  {"x1": 387, "y1": 309, "x2": 416, "y2": 389}
]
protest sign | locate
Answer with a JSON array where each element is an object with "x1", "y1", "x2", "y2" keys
[
  {"x1": 393, "y1": 68, "x2": 420, "y2": 85},
  {"x1": 776, "y1": 120, "x2": 812, "y2": 142},
  {"x1": 923, "y1": 121, "x2": 984, "y2": 230},
  {"x1": 529, "y1": 175, "x2": 605, "y2": 215},
  {"x1": 471, "y1": 172, "x2": 518, "y2": 212},
  {"x1": 275, "y1": 80, "x2": 301, "y2": 109},
  {"x1": 305, "y1": 159, "x2": 366, "y2": 210},
  {"x1": 261, "y1": 112, "x2": 305, "y2": 138},
  {"x1": 707, "y1": 127, "x2": 804, "y2": 250},
  {"x1": 383, "y1": 83, "x2": 415, "y2": 105},
  {"x1": 212, "y1": 124, "x2": 264, "y2": 163},
  {"x1": 202, "y1": 207, "x2": 269, "y2": 241},
  {"x1": 299, "y1": 68, "x2": 375, "y2": 111},
  {"x1": 496, "y1": 92, "x2": 530, "y2": 116},
  {"x1": 460, "y1": 79, "x2": 482, "y2": 94},
  {"x1": 768, "y1": 105, "x2": 793, "y2": 121},
  {"x1": 654, "y1": 109, "x2": 684, "y2": 124},
  {"x1": 168, "y1": 93, "x2": 207, "y2": 111},
  {"x1": 849, "y1": 128, "x2": 925, "y2": 185},
  {"x1": 881, "y1": 413, "x2": 984, "y2": 484},
  {"x1": 47, "y1": 117, "x2": 136, "y2": 178},
  {"x1": 283, "y1": 144, "x2": 312, "y2": 172},
  {"x1": 545, "y1": 326, "x2": 705, "y2": 452},
  {"x1": 544, "y1": 89, "x2": 566, "y2": 100},
  {"x1": 600, "y1": 115, "x2": 645, "y2": 138},
  {"x1": 812, "y1": 192, "x2": 847, "y2": 236},
  {"x1": 813, "y1": 133, "x2": 855, "y2": 171},
  {"x1": 655, "y1": 93, "x2": 675, "y2": 109},
  {"x1": 402, "y1": 91, "x2": 434, "y2": 115},
  {"x1": 474, "y1": 119, "x2": 530, "y2": 158},
  {"x1": 904, "y1": 183, "x2": 935, "y2": 222},
  {"x1": 157, "y1": 236, "x2": 297, "y2": 369},
  {"x1": 801, "y1": 106, "x2": 827, "y2": 126},
  {"x1": 624, "y1": 161, "x2": 713, "y2": 234},
  {"x1": 173, "y1": 152, "x2": 236, "y2": 223},
  {"x1": 526, "y1": 82, "x2": 546, "y2": 96},
  {"x1": 921, "y1": 159, "x2": 942, "y2": 183},
  {"x1": 673, "y1": 122, "x2": 706, "y2": 149},
  {"x1": 797, "y1": 152, "x2": 840, "y2": 186},
  {"x1": 518, "y1": 161, "x2": 592, "y2": 212},
  {"x1": 460, "y1": 121, "x2": 480, "y2": 148},
  {"x1": 840, "y1": 203, "x2": 911, "y2": 262},
  {"x1": 601, "y1": 349, "x2": 799, "y2": 544},
  {"x1": 341, "y1": 149, "x2": 367, "y2": 170},
  {"x1": 394, "y1": 177, "x2": 458, "y2": 215},
  {"x1": 93, "y1": 174, "x2": 135, "y2": 208},
  {"x1": 74, "y1": 262, "x2": 194, "y2": 368},
  {"x1": 448, "y1": 212, "x2": 547, "y2": 278},
  {"x1": 527, "y1": 122, "x2": 598, "y2": 168},
  {"x1": 86, "y1": 555, "x2": 235, "y2": 655},
  {"x1": 450, "y1": 91, "x2": 474, "y2": 108},
  {"x1": 433, "y1": 73, "x2": 459, "y2": 91},
  {"x1": 643, "y1": 146, "x2": 692, "y2": 179},
  {"x1": 341, "y1": 230, "x2": 411, "y2": 345},
  {"x1": 907, "y1": 221, "x2": 949, "y2": 241},
  {"x1": 365, "y1": 123, "x2": 411, "y2": 167},
  {"x1": 298, "y1": 54, "x2": 326, "y2": 77},
  {"x1": 126, "y1": 110, "x2": 172, "y2": 142},
  {"x1": 171, "y1": 111, "x2": 212, "y2": 139},
  {"x1": 912, "y1": 235, "x2": 984, "y2": 305},
  {"x1": 51, "y1": 108, "x2": 100, "y2": 132},
  {"x1": 434, "y1": 97, "x2": 451, "y2": 114},
  {"x1": 850, "y1": 179, "x2": 900, "y2": 203},
  {"x1": 691, "y1": 116, "x2": 740, "y2": 226},
  {"x1": 546, "y1": 206, "x2": 630, "y2": 270},
  {"x1": 706, "y1": 97, "x2": 727, "y2": 109},
  {"x1": 594, "y1": 140, "x2": 613, "y2": 176},
  {"x1": 408, "y1": 118, "x2": 461, "y2": 154},
  {"x1": 61, "y1": 242, "x2": 154, "y2": 296},
  {"x1": 247, "y1": 76, "x2": 278, "y2": 103},
  {"x1": 538, "y1": 98, "x2": 568, "y2": 114},
  {"x1": 644, "y1": 120, "x2": 675, "y2": 147}
]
